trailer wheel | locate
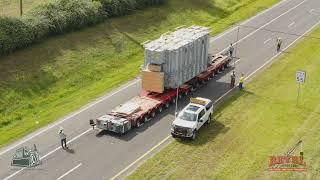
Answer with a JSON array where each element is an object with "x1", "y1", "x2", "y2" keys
[
  {"x1": 136, "y1": 121, "x2": 142, "y2": 128},
  {"x1": 158, "y1": 106, "x2": 163, "y2": 113},
  {"x1": 151, "y1": 111, "x2": 156, "y2": 118},
  {"x1": 165, "y1": 102, "x2": 170, "y2": 109},
  {"x1": 144, "y1": 116, "x2": 149, "y2": 122},
  {"x1": 184, "y1": 91, "x2": 189, "y2": 96},
  {"x1": 172, "y1": 98, "x2": 176, "y2": 104}
]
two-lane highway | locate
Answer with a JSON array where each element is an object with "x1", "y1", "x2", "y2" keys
[{"x1": 1, "y1": 0, "x2": 320, "y2": 179}]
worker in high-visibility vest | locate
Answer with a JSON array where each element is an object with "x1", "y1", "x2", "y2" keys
[{"x1": 239, "y1": 73, "x2": 245, "y2": 90}]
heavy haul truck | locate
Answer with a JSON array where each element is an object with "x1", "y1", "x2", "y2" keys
[{"x1": 91, "y1": 26, "x2": 231, "y2": 134}]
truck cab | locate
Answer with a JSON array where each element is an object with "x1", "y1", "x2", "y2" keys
[{"x1": 171, "y1": 97, "x2": 213, "y2": 140}]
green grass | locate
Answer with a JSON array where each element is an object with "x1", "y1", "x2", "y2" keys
[
  {"x1": 0, "y1": 0, "x2": 51, "y2": 17},
  {"x1": 0, "y1": 0, "x2": 280, "y2": 147},
  {"x1": 127, "y1": 27, "x2": 320, "y2": 179}
]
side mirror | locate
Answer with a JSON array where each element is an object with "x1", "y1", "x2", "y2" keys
[{"x1": 89, "y1": 119, "x2": 96, "y2": 129}]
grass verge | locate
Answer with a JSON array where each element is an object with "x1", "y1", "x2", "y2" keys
[
  {"x1": 0, "y1": 0, "x2": 279, "y2": 147},
  {"x1": 127, "y1": 27, "x2": 320, "y2": 179}
]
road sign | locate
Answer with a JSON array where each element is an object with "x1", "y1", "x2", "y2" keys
[
  {"x1": 296, "y1": 70, "x2": 306, "y2": 106},
  {"x1": 296, "y1": 70, "x2": 306, "y2": 83}
]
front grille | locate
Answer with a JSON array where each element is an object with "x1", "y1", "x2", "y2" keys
[{"x1": 174, "y1": 125, "x2": 188, "y2": 134}]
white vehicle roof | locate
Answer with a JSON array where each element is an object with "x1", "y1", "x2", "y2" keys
[{"x1": 181, "y1": 97, "x2": 212, "y2": 114}]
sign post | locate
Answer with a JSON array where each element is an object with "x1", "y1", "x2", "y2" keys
[{"x1": 296, "y1": 70, "x2": 306, "y2": 105}]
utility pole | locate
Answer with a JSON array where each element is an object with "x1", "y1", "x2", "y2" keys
[{"x1": 19, "y1": 0, "x2": 23, "y2": 16}]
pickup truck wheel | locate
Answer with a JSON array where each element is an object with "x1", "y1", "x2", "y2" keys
[
  {"x1": 191, "y1": 130, "x2": 197, "y2": 140},
  {"x1": 206, "y1": 115, "x2": 212, "y2": 125},
  {"x1": 171, "y1": 134, "x2": 177, "y2": 138}
]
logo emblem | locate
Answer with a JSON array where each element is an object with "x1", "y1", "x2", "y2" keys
[{"x1": 11, "y1": 145, "x2": 41, "y2": 167}]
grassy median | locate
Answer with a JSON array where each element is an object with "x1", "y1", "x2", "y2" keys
[
  {"x1": 128, "y1": 28, "x2": 320, "y2": 179},
  {"x1": 0, "y1": 0, "x2": 279, "y2": 147}
]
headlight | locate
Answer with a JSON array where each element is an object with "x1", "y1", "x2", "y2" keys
[{"x1": 187, "y1": 128, "x2": 193, "y2": 134}]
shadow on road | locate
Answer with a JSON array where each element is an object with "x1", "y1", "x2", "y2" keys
[{"x1": 65, "y1": 148, "x2": 75, "y2": 154}]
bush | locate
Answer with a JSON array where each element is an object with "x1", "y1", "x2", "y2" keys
[
  {"x1": 24, "y1": 0, "x2": 105, "y2": 39},
  {"x1": 0, "y1": 0, "x2": 165, "y2": 56},
  {"x1": 97, "y1": 0, "x2": 165, "y2": 17},
  {"x1": 0, "y1": 17, "x2": 33, "y2": 54},
  {"x1": 0, "y1": 0, "x2": 104, "y2": 55}
]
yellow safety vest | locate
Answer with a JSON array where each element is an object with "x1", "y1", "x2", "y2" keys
[{"x1": 240, "y1": 76, "x2": 244, "y2": 83}]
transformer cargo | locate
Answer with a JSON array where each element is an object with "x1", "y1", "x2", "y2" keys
[{"x1": 143, "y1": 26, "x2": 211, "y2": 90}]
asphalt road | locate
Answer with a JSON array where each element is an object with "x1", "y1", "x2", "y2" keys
[{"x1": 1, "y1": 0, "x2": 320, "y2": 179}]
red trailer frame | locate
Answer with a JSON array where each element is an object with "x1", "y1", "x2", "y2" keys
[{"x1": 94, "y1": 54, "x2": 231, "y2": 133}]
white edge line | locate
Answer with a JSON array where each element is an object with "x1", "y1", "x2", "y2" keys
[
  {"x1": 309, "y1": 9, "x2": 316, "y2": 15},
  {"x1": 288, "y1": 21, "x2": 295, "y2": 28},
  {"x1": 56, "y1": 163, "x2": 82, "y2": 180},
  {"x1": 4, "y1": 128, "x2": 91, "y2": 180},
  {"x1": 264, "y1": 38, "x2": 272, "y2": 44},
  {"x1": 110, "y1": 136, "x2": 171, "y2": 180},
  {"x1": 210, "y1": 0, "x2": 292, "y2": 41},
  {"x1": 110, "y1": 18, "x2": 320, "y2": 180},
  {"x1": 0, "y1": 0, "x2": 297, "y2": 157},
  {"x1": 0, "y1": 79, "x2": 139, "y2": 156}
]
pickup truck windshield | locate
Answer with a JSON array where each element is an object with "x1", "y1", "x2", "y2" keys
[{"x1": 178, "y1": 112, "x2": 197, "y2": 122}]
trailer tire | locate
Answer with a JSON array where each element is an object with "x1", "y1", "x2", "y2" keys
[
  {"x1": 165, "y1": 102, "x2": 170, "y2": 109},
  {"x1": 172, "y1": 98, "x2": 176, "y2": 104},
  {"x1": 136, "y1": 121, "x2": 142, "y2": 128},
  {"x1": 158, "y1": 106, "x2": 163, "y2": 113},
  {"x1": 144, "y1": 116, "x2": 149, "y2": 122},
  {"x1": 184, "y1": 91, "x2": 189, "y2": 96},
  {"x1": 151, "y1": 111, "x2": 156, "y2": 118}
]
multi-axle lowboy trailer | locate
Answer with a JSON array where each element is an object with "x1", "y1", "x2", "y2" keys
[{"x1": 94, "y1": 54, "x2": 231, "y2": 134}]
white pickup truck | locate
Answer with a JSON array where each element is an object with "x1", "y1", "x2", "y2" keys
[{"x1": 171, "y1": 97, "x2": 214, "y2": 140}]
